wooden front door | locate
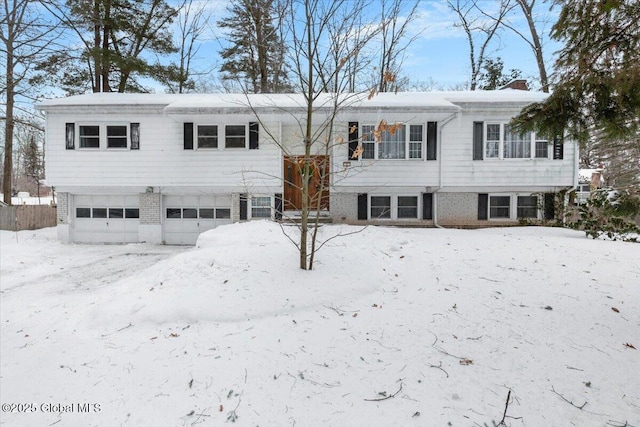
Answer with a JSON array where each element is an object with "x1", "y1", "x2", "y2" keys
[{"x1": 283, "y1": 155, "x2": 330, "y2": 211}]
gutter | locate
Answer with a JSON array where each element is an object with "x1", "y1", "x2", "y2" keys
[{"x1": 433, "y1": 111, "x2": 460, "y2": 228}]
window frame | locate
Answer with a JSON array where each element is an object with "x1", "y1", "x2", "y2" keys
[
  {"x1": 367, "y1": 195, "x2": 422, "y2": 220},
  {"x1": 486, "y1": 194, "x2": 541, "y2": 220},
  {"x1": 197, "y1": 125, "x2": 219, "y2": 149},
  {"x1": 489, "y1": 195, "x2": 511, "y2": 219},
  {"x1": 484, "y1": 123, "x2": 548, "y2": 160},
  {"x1": 250, "y1": 196, "x2": 272, "y2": 219},
  {"x1": 359, "y1": 123, "x2": 424, "y2": 160},
  {"x1": 78, "y1": 124, "x2": 101, "y2": 149},
  {"x1": 75, "y1": 123, "x2": 135, "y2": 150},
  {"x1": 516, "y1": 195, "x2": 539, "y2": 219},
  {"x1": 224, "y1": 125, "x2": 248, "y2": 149}
]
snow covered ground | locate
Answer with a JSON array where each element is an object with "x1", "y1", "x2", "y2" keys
[{"x1": 1, "y1": 223, "x2": 638, "y2": 427}]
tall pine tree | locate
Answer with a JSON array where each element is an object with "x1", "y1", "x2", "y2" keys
[{"x1": 218, "y1": 0, "x2": 291, "y2": 93}]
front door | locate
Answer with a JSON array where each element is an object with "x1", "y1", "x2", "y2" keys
[{"x1": 283, "y1": 155, "x2": 330, "y2": 211}]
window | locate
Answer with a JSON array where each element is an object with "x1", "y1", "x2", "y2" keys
[
  {"x1": 397, "y1": 196, "x2": 418, "y2": 218},
  {"x1": 379, "y1": 125, "x2": 406, "y2": 159},
  {"x1": 198, "y1": 125, "x2": 218, "y2": 148},
  {"x1": 370, "y1": 196, "x2": 391, "y2": 219},
  {"x1": 76, "y1": 208, "x2": 91, "y2": 218},
  {"x1": 183, "y1": 208, "x2": 197, "y2": 219},
  {"x1": 93, "y1": 208, "x2": 107, "y2": 218},
  {"x1": 504, "y1": 125, "x2": 531, "y2": 158},
  {"x1": 107, "y1": 125, "x2": 128, "y2": 148},
  {"x1": 517, "y1": 196, "x2": 538, "y2": 218},
  {"x1": 483, "y1": 123, "x2": 548, "y2": 159},
  {"x1": 199, "y1": 208, "x2": 214, "y2": 219},
  {"x1": 125, "y1": 208, "x2": 139, "y2": 219},
  {"x1": 486, "y1": 124, "x2": 500, "y2": 158},
  {"x1": 79, "y1": 125, "x2": 100, "y2": 148},
  {"x1": 167, "y1": 208, "x2": 181, "y2": 219},
  {"x1": 251, "y1": 196, "x2": 271, "y2": 218},
  {"x1": 108, "y1": 208, "x2": 124, "y2": 218},
  {"x1": 225, "y1": 125, "x2": 246, "y2": 148},
  {"x1": 489, "y1": 196, "x2": 510, "y2": 219},
  {"x1": 361, "y1": 125, "x2": 376, "y2": 159},
  {"x1": 535, "y1": 137, "x2": 548, "y2": 158},
  {"x1": 409, "y1": 125, "x2": 423, "y2": 159},
  {"x1": 216, "y1": 208, "x2": 231, "y2": 219},
  {"x1": 359, "y1": 124, "x2": 423, "y2": 160}
]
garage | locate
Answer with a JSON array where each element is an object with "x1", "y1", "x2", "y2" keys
[
  {"x1": 163, "y1": 195, "x2": 233, "y2": 245},
  {"x1": 73, "y1": 195, "x2": 140, "y2": 243}
]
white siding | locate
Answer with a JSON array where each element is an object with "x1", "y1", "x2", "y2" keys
[
  {"x1": 45, "y1": 113, "x2": 282, "y2": 191},
  {"x1": 440, "y1": 112, "x2": 575, "y2": 190}
]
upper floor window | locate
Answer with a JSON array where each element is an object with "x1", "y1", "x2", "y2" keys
[
  {"x1": 79, "y1": 125, "x2": 100, "y2": 148},
  {"x1": 483, "y1": 123, "x2": 548, "y2": 159},
  {"x1": 71, "y1": 123, "x2": 138, "y2": 150},
  {"x1": 107, "y1": 125, "x2": 127, "y2": 148},
  {"x1": 225, "y1": 125, "x2": 247, "y2": 148},
  {"x1": 198, "y1": 125, "x2": 218, "y2": 148},
  {"x1": 360, "y1": 124, "x2": 423, "y2": 160}
]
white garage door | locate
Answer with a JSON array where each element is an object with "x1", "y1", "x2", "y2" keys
[
  {"x1": 163, "y1": 195, "x2": 233, "y2": 245},
  {"x1": 74, "y1": 195, "x2": 140, "y2": 243}
]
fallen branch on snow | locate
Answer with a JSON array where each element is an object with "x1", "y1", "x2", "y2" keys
[{"x1": 364, "y1": 382, "x2": 403, "y2": 402}]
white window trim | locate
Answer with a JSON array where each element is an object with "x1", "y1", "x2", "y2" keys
[
  {"x1": 76, "y1": 123, "x2": 132, "y2": 150},
  {"x1": 484, "y1": 123, "x2": 549, "y2": 160},
  {"x1": 487, "y1": 193, "x2": 541, "y2": 220},
  {"x1": 368, "y1": 195, "x2": 420, "y2": 220},
  {"x1": 193, "y1": 124, "x2": 249, "y2": 150},
  {"x1": 196, "y1": 124, "x2": 219, "y2": 150},
  {"x1": 249, "y1": 195, "x2": 273, "y2": 220},
  {"x1": 360, "y1": 123, "x2": 425, "y2": 161}
]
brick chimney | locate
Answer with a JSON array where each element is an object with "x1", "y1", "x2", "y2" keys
[{"x1": 499, "y1": 79, "x2": 528, "y2": 91}]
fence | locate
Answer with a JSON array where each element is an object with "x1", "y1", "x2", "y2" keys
[{"x1": 0, "y1": 205, "x2": 57, "y2": 231}]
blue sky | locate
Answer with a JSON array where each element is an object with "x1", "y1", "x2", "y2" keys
[{"x1": 184, "y1": 0, "x2": 562, "y2": 91}]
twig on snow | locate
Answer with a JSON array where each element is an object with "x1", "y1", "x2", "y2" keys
[
  {"x1": 497, "y1": 389, "x2": 511, "y2": 426},
  {"x1": 551, "y1": 386, "x2": 587, "y2": 410},
  {"x1": 429, "y1": 362, "x2": 449, "y2": 378},
  {"x1": 364, "y1": 382, "x2": 403, "y2": 402}
]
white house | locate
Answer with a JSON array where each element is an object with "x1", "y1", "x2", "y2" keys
[{"x1": 36, "y1": 91, "x2": 578, "y2": 244}]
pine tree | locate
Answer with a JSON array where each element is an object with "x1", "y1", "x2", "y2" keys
[
  {"x1": 512, "y1": 0, "x2": 640, "y2": 143},
  {"x1": 218, "y1": 0, "x2": 291, "y2": 93}
]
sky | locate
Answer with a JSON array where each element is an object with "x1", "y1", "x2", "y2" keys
[{"x1": 181, "y1": 0, "x2": 563, "y2": 92}]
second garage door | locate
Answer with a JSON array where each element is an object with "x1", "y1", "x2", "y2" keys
[
  {"x1": 164, "y1": 195, "x2": 233, "y2": 245},
  {"x1": 74, "y1": 195, "x2": 140, "y2": 243}
]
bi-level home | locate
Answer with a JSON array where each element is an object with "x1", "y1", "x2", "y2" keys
[{"x1": 36, "y1": 90, "x2": 577, "y2": 244}]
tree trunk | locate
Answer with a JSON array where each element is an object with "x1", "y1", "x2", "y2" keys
[
  {"x1": 93, "y1": 0, "x2": 102, "y2": 92},
  {"x1": 519, "y1": 0, "x2": 548, "y2": 92},
  {"x1": 3, "y1": 36, "x2": 15, "y2": 205}
]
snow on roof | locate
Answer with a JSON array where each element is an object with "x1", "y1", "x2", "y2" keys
[{"x1": 36, "y1": 90, "x2": 547, "y2": 112}]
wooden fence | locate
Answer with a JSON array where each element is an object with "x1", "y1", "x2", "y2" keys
[{"x1": 0, "y1": 205, "x2": 57, "y2": 231}]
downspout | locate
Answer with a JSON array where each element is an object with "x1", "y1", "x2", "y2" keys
[
  {"x1": 564, "y1": 136, "x2": 579, "y2": 225},
  {"x1": 433, "y1": 111, "x2": 460, "y2": 228}
]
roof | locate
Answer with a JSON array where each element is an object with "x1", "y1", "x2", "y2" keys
[{"x1": 36, "y1": 90, "x2": 548, "y2": 112}]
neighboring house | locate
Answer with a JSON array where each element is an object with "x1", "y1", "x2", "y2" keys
[
  {"x1": 576, "y1": 168, "x2": 604, "y2": 204},
  {"x1": 36, "y1": 91, "x2": 577, "y2": 244}
]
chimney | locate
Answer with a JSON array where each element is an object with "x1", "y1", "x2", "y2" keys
[{"x1": 499, "y1": 79, "x2": 528, "y2": 91}]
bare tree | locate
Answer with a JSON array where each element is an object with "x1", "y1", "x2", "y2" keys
[
  {"x1": 480, "y1": 0, "x2": 550, "y2": 92},
  {"x1": 240, "y1": 0, "x2": 386, "y2": 270},
  {"x1": 1, "y1": 0, "x2": 58, "y2": 204},
  {"x1": 152, "y1": 0, "x2": 211, "y2": 93},
  {"x1": 447, "y1": 0, "x2": 514, "y2": 90},
  {"x1": 376, "y1": 0, "x2": 421, "y2": 92}
]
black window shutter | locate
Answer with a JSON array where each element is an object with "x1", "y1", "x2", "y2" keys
[
  {"x1": 130, "y1": 123, "x2": 140, "y2": 150},
  {"x1": 426, "y1": 122, "x2": 437, "y2": 160},
  {"x1": 544, "y1": 193, "x2": 555, "y2": 220},
  {"x1": 184, "y1": 122, "x2": 194, "y2": 150},
  {"x1": 274, "y1": 193, "x2": 283, "y2": 220},
  {"x1": 357, "y1": 193, "x2": 368, "y2": 220},
  {"x1": 553, "y1": 136, "x2": 563, "y2": 159},
  {"x1": 65, "y1": 123, "x2": 75, "y2": 149},
  {"x1": 422, "y1": 193, "x2": 433, "y2": 220},
  {"x1": 478, "y1": 193, "x2": 488, "y2": 220},
  {"x1": 473, "y1": 121, "x2": 484, "y2": 160},
  {"x1": 348, "y1": 121, "x2": 359, "y2": 161},
  {"x1": 249, "y1": 122, "x2": 259, "y2": 149},
  {"x1": 239, "y1": 194, "x2": 248, "y2": 220}
]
